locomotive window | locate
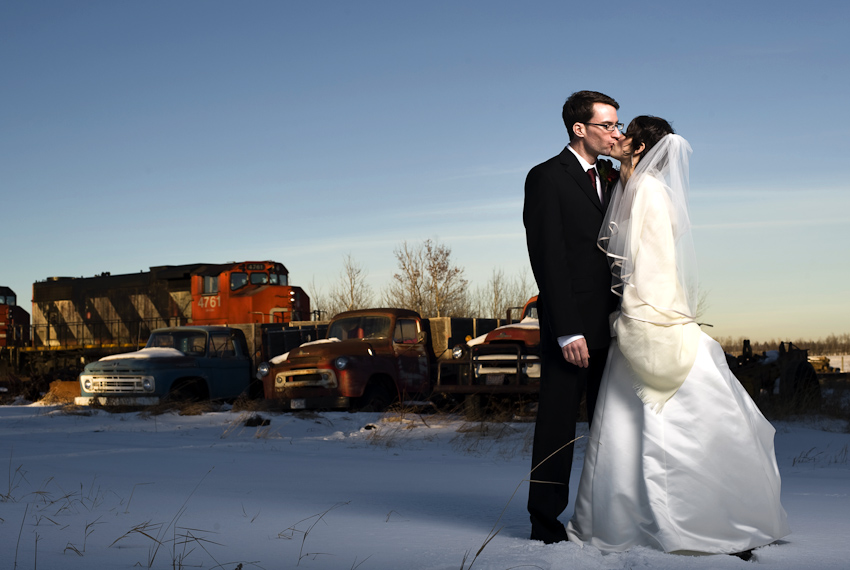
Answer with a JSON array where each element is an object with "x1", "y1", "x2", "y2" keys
[
  {"x1": 0, "y1": 295, "x2": 13, "y2": 306},
  {"x1": 269, "y1": 274, "x2": 279, "y2": 285},
  {"x1": 230, "y1": 272, "x2": 248, "y2": 290},
  {"x1": 270, "y1": 273, "x2": 288, "y2": 286},
  {"x1": 250, "y1": 272, "x2": 269, "y2": 285},
  {"x1": 202, "y1": 276, "x2": 219, "y2": 294}
]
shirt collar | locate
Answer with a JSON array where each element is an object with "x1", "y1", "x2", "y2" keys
[{"x1": 567, "y1": 144, "x2": 596, "y2": 172}]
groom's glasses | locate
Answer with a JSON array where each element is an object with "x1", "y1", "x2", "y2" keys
[{"x1": 584, "y1": 122, "x2": 625, "y2": 133}]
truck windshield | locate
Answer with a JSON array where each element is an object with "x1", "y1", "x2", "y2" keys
[
  {"x1": 522, "y1": 301, "x2": 538, "y2": 320},
  {"x1": 328, "y1": 316, "x2": 391, "y2": 341},
  {"x1": 147, "y1": 331, "x2": 207, "y2": 356}
]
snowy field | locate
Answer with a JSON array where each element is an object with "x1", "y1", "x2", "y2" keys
[{"x1": 1, "y1": 404, "x2": 849, "y2": 570}]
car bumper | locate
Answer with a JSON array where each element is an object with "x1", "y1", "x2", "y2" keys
[
  {"x1": 75, "y1": 396, "x2": 161, "y2": 406},
  {"x1": 279, "y1": 396, "x2": 350, "y2": 410}
]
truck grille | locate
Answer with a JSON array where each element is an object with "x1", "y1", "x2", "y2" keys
[
  {"x1": 274, "y1": 368, "x2": 338, "y2": 389},
  {"x1": 473, "y1": 354, "x2": 541, "y2": 379},
  {"x1": 81, "y1": 375, "x2": 153, "y2": 393}
]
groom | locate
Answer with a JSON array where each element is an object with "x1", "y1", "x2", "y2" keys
[{"x1": 523, "y1": 90, "x2": 621, "y2": 544}]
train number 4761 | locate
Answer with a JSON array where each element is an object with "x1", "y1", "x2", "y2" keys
[{"x1": 198, "y1": 295, "x2": 221, "y2": 309}]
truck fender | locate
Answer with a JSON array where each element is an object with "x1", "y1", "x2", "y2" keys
[{"x1": 167, "y1": 377, "x2": 210, "y2": 402}]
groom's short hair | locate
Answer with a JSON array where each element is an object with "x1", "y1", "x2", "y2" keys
[{"x1": 563, "y1": 91, "x2": 619, "y2": 141}]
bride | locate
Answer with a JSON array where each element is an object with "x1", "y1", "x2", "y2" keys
[{"x1": 565, "y1": 116, "x2": 790, "y2": 556}]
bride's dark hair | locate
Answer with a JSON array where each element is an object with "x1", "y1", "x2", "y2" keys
[{"x1": 626, "y1": 116, "x2": 674, "y2": 162}]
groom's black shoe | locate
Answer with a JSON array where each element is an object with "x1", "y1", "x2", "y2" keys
[{"x1": 530, "y1": 521, "x2": 568, "y2": 544}]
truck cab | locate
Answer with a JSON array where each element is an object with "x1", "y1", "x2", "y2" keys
[{"x1": 75, "y1": 326, "x2": 252, "y2": 406}]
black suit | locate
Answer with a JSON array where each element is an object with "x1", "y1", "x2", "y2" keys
[{"x1": 523, "y1": 146, "x2": 618, "y2": 543}]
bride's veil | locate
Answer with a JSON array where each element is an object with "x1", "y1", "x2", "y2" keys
[{"x1": 599, "y1": 134, "x2": 698, "y2": 322}]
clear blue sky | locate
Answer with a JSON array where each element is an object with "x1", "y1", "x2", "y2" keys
[{"x1": 3, "y1": 0, "x2": 848, "y2": 342}]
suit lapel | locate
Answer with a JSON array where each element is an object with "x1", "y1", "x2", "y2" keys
[{"x1": 558, "y1": 147, "x2": 604, "y2": 212}]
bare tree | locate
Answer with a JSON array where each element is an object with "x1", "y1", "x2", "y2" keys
[
  {"x1": 383, "y1": 239, "x2": 469, "y2": 317},
  {"x1": 472, "y1": 268, "x2": 537, "y2": 319},
  {"x1": 474, "y1": 268, "x2": 506, "y2": 319},
  {"x1": 695, "y1": 289, "x2": 710, "y2": 322},
  {"x1": 508, "y1": 268, "x2": 537, "y2": 317},
  {"x1": 720, "y1": 333, "x2": 850, "y2": 356},
  {"x1": 305, "y1": 276, "x2": 330, "y2": 321},
  {"x1": 330, "y1": 254, "x2": 374, "y2": 315}
]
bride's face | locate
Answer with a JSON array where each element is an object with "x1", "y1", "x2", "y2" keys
[{"x1": 609, "y1": 136, "x2": 633, "y2": 162}]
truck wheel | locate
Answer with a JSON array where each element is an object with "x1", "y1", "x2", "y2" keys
[
  {"x1": 354, "y1": 383, "x2": 393, "y2": 412},
  {"x1": 168, "y1": 379, "x2": 209, "y2": 402}
]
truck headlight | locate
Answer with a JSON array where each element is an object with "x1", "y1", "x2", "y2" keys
[
  {"x1": 83, "y1": 378, "x2": 92, "y2": 391},
  {"x1": 142, "y1": 377, "x2": 154, "y2": 392},
  {"x1": 452, "y1": 345, "x2": 466, "y2": 359},
  {"x1": 257, "y1": 362, "x2": 270, "y2": 377},
  {"x1": 334, "y1": 356, "x2": 350, "y2": 370}
]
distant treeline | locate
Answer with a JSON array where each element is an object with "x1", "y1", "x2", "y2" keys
[{"x1": 718, "y1": 333, "x2": 850, "y2": 356}]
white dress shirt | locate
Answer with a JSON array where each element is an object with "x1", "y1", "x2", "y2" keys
[{"x1": 557, "y1": 145, "x2": 601, "y2": 348}]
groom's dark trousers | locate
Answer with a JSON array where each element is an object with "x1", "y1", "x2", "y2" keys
[{"x1": 524, "y1": 147, "x2": 617, "y2": 544}]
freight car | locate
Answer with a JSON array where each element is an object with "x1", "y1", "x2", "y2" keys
[
  {"x1": 0, "y1": 287, "x2": 30, "y2": 349},
  {"x1": 1, "y1": 287, "x2": 32, "y2": 380}
]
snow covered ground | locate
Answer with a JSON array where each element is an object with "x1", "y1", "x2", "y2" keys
[{"x1": 1, "y1": 404, "x2": 848, "y2": 570}]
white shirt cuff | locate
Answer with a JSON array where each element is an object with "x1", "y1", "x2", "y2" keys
[{"x1": 558, "y1": 334, "x2": 584, "y2": 348}]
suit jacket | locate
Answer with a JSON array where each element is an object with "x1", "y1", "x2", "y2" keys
[{"x1": 523, "y1": 147, "x2": 617, "y2": 350}]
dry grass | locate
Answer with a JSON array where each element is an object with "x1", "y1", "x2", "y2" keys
[
  {"x1": 361, "y1": 404, "x2": 536, "y2": 463},
  {"x1": 792, "y1": 444, "x2": 849, "y2": 466},
  {"x1": 0, "y1": 371, "x2": 49, "y2": 405},
  {"x1": 49, "y1": 404, "x2": 93, "y2": 416},
  {"x1": 109, "y1": 468, "x2": 234, "y2": 569},
  {"x1": 219, "y1": 413, "x2": 280, "y2": 440},
  {"x1": 231, "y1": 393, "x2": 275, "y2": 412},
  {"x1": 4, "y1": 455, "x2": 263, "y2": 570},
  {"x1": 458, "y1": 438, "x2": 577, "y2": 570},
  {"x1": 276, "y1": 501, "x2": 351, "y2": 566},
  {"x1": 451, "y1": 420, "x2": 534, "y2": 460}
]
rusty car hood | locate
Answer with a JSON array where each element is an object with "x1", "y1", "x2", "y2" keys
[
  {"x1": 287, "y1": 338, "x2": 379, "y2": 361},
  {"x1": 482, "y1": 318, "x2": 540, "y2": 346}
]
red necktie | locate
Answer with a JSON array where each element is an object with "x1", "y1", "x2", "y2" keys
[{"x1": 587, "y1": 168, "x2": 598, "y2": 201}]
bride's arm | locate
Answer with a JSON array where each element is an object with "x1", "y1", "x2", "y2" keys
[{"x1": 614, "y1": 177, "x2": 700, "y2": 410}]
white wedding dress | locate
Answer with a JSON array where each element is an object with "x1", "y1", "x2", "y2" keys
[
  {"x1": 566, "y1": 333, "x2": 790, "y2": 553},
  {"x1": 566, "y1": 135, "x2": 790, "y2": 554}
]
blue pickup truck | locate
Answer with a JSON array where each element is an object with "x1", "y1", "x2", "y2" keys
[{"x1": 75, "y1": 326, "x2": 252, "y2": 405}]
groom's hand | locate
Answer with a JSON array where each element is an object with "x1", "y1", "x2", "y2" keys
[{"x1": 562, "y1": 338, "x2": 590, "y2": 368}]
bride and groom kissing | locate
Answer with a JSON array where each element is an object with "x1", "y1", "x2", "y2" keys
[{"x1": 523, "y1": 91, "x2": 790, "y2": 557}]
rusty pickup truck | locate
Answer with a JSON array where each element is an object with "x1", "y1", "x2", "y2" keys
[{"x1": 256, "y1": 308, "x2": 533, "y2": 411}]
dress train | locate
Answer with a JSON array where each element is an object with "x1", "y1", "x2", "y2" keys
[{"x1": 566, "y1": 333, "x2": 790, "y2": 553}]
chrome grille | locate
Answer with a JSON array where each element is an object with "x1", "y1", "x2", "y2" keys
[
  {"x1": 274, "y1": 368, "x2": 337, "y2": 389},
  {"x1": 84, "y1": 375, "x2": 149, "y2": 393}
]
